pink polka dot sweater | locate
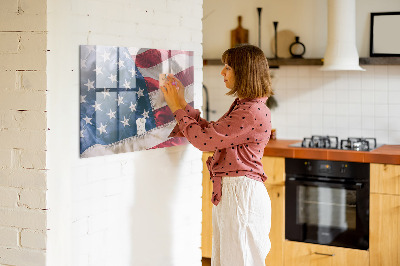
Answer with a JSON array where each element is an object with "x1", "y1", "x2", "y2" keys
[{"x1": 171, "y1": 97, "x2": 272, "y2": 206}]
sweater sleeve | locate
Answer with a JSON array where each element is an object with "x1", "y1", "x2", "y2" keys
[{"x1": 173, "y1": 106, "x2": 256, "y2": 152}]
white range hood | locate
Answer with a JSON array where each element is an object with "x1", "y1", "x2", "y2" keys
[{"x1": 320, "y1": 0, "x2": 365, "y2": 71}]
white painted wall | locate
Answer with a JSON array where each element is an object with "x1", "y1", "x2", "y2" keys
[
  {"x1": 203, "y1": 0, "x2": 400, "y2": 145},
  {"x1": 204, "y1": 0, "x2": 400, "y2": 58},
  {"x1": 47, "y1": 0, "x2": 203, "y2": 266},
  {"x1": 0, "y1": 0, "x2": 48, "y2": 265}
]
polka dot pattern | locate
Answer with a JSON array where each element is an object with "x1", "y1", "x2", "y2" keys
[{"x1": 171, "y1": 97, "x2": 272, "y2": 206}]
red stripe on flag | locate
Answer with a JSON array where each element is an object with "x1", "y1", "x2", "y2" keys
[
  {"x1": 175, "y1": 66, "x2": 194, "y2": 87},
  {"x1": 135, "y1": 49, "x2": 169, "y2": 68},
  {"x1": 153, "y1": 105, "x2": 174, "y2": 127},
  {"x1": 144, "y1": 77, "x2": 159, "y2": 93},
  {"x1": 135, "y1": 49, "x2": 193, "y2": 69}
]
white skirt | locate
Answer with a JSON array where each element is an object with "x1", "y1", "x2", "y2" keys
[{"x1": 212, "y1": 176, "x2": 271, "y2": 266}]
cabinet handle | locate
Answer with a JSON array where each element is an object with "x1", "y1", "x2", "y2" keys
[{"x1": 314, "y1": 252, "x2": 335, "y2": 257}]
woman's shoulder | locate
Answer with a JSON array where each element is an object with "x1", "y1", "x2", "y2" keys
[{"x1": 238, "y1": 98, "x2": 270, "y2": 112}]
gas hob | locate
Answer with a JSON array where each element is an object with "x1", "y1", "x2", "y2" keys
[{"x1": 289, "y1": 135, "x2": 382, "y2": 151}]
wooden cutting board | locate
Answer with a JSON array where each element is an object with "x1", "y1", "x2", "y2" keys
[{"x1": 231, "y1": 16, "x2": 249, "y2": 48}]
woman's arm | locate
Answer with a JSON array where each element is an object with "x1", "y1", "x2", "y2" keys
[{"x1": 173, "y1": 106, "x2": 256, "y2": 152}]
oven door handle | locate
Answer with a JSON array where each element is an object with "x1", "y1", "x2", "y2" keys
[{"x1": 287, "y1": 177, "x2": 364, "y2": 189}]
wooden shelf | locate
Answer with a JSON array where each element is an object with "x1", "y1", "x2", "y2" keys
[
  {"x1": 359, "y1": 57, "x2": 400, "y2": 65},
  {"x1": 203, "y1": 57, "x2": 400, "y2": 67},
  {"x1": 268, "y1": 58, "x2": 322, "y2": 67},
  {"x1": 203, "y1": 58, "x2": 323, "y2": 67}
]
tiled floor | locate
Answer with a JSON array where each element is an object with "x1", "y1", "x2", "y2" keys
[{"x1": 202, "y1": 257, "x2": 211, "y2": 266}]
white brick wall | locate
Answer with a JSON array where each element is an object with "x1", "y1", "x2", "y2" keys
[
  {"x1": 0, "y1": 0, "x2": 48, "y2": 265},
  {"x1": 46, "y1": 1, "x2": 203, "y2": 266},
  {"x1": 21, "y1": 229, "x2": 47, "y2": 250}
]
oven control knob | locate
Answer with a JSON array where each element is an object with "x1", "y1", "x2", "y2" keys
[
  {"x1": 304, "y1": 162, "x2": 312, "y2": 171},
  {"x1": 340, "y1": 164, "x2": 347, "y2": 174}
]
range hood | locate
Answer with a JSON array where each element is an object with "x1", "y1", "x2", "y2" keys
[{"x1": 320, "y1": 0, "x2": 365, "y2": 71}]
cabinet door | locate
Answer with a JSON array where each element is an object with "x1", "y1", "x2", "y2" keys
[
  {"x1": 202, "y1": 152, "x2": 213, "y2": 258},
  {"x1": 261, "y1": 156, "x2": 285, "y2": 185},
  {"x1": 370, "y1": 193, "x2": 400, "y2": 266},
  {"x1": 370, "y1": 163, "x2": 400, "y2": 195},
  {"x1": 284, "y1": 241, "x2": 369, "y2": 266},
  {"x1": 264, "y1": 185, "x2": 284, "y2": 266}
]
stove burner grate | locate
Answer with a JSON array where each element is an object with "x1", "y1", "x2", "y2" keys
[
  {"x1": 340, "y1": 137, "x2": 377, "y2": 151},
  {"x1": 298, "y1": 136, "x2": 378, "y2": 151},
  {"x1": 301, "y1": 135, "x2": 339, "y2": 149}
]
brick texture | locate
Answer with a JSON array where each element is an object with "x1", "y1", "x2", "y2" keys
[
  {"x1": 0, "y1": 227, "x2": 19, "y2": 247},
  {"x1": 21, "y1": 229, "x2": 46, "y2": 249},
  {"x1": 0, "y1": 0, "x2": 47, "y2": 264}
]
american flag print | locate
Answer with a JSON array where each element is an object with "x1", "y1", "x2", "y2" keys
[{"x1": 79, "y1": 45, "x2": 194, "y2": 158}]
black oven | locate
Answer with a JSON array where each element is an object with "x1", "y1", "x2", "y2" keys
[{"x1": 285, "y1": 158, "x2": 369, "y2": 250}]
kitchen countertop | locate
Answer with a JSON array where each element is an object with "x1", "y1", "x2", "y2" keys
[{"x1": 263, "y1": 139, "x2": 400, "y2": 165}]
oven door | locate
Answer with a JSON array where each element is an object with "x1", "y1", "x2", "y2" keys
[{"x1": 285, "y1": 177, "x2": 369, "y2": 250}]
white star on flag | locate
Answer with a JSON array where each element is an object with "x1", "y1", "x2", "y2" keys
[
  {"x1": 123, "y1": 79, "x2": 131, "y2": 90},
  {"x1": 120, "y1": 116, "x2": 130, "y2": 127},
  {"x1": 101, "y1": 51, "x2": 111, "y2": 62},
  {"x1": 102, "y1": 88, "x2": 111, "y2": 99},
  {"x1": 84, "y1": 79, "x2": 95, "y2": 91},
  {"x1": 129, "y1": 67, "x2": 136, "y2": 77},
  {"x1": 106, "y1": 109, "x2": 116, "y2": 119},
  {"x1": 80, "y1": 130, "x2": 85, "y2": 138},
  {"x1": 108, "y1": 74, "x2": 117, "y2": 84},
  {"x1": 137, "y1": 88, "x2": 144, "y2": 99},
  {"x1": 118, "y1": 59, "x2": 125, "y2": 69},
  {"x1": 97, "y1": 123, "x2": 107, "y2": 134},
  {"x1": 80, "y1": 95, "x2": 87, "y2": 103},
  {"x1": 129, "y1": 102, "x2": 137, "y2": 112},
  {"x1": 142, "y1": 110, "x2": 149, "y2": 119},
  {"x1": 81, "y1": 59, "x2": 87, "y2": 69},
  {"x1": 124, "y1": 51, "x2": 131, "y2": 59},
  {"x1": 93, "y1": 66, "x2": 103, "y2": 75},
  {"x1": 116, "y1": 95, "x2": 124, "y2": 106},
  {"x1": 92, "y1": 101, "x2": 102, "y2": 111},
  {"x1": 86, "y1": 46, "x2": 95, "y2": 54},
  {"x1": 83, "y1": 116, "x2": 92, "y2": 125}
]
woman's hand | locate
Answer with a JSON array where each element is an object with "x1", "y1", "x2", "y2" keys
[
  {"x1": 160, "y1": 75, "x2": 186, "y2": 113},
  {"x1": 169, "y1": 74, "x2": 187, "y2": 108}
]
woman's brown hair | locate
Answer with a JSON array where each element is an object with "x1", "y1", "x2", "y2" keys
[{"x1": 221, "y1": 44, "x2": 273, "y2": 99}]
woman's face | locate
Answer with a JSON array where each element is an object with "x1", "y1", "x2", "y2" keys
[{"x1": 220, "y1": 64, "x2": 235, "y2": 89}]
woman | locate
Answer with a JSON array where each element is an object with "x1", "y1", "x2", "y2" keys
[{"x1": 161, "y1": 44, "x2": 273, "y2": 266}]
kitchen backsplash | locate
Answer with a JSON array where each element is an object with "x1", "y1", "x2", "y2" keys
[{"x1": 203, "y1": 65, "x2": 400, "y2": 145}]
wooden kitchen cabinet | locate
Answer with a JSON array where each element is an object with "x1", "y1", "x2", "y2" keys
[
  {"x1": 284, "y1": 241, "x2": 369, "y2": 266},
  {"x1": 262, "y1": 156, "x2": 285, "y2": 266},
  {"x1": 264, "y1": 184, "x2": 285, "y2": 266},
  {"x1": 370, "y1": 163, "x2": 400, "y2": 195},
  {"x1": 261, "y1": 156, "x2": 285, "y2": 186},
  {"x1": 202, "y1": 152, "x2": 213, "y2": 258},
  {"x1": 370, "y1": 163, "x2": 400, "y2": 266},
  {"x1": 370, "y1": 193, "x2": 400, "y2": 266}
]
